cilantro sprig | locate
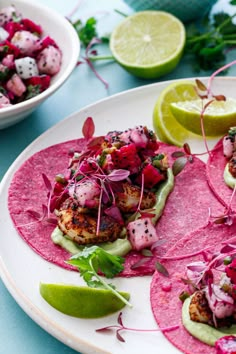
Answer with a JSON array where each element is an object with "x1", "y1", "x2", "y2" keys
[
  {"x1": 67, "y1": 246, "x2": 132, "y2": 307},
  {"x1": 185, "y1": 12, "x2": 236, "y2": 71}
]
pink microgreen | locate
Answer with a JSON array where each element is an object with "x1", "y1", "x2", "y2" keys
[
  {"x1": 107, "y1": 169, "x2": 130, "y2": 182},
  {"x1": 96, "y1": 312, "x2": 179, "y2": 342},
  {"x1": 183, "y1": 143, "x2": 192, "y2": 155},
  {"x1": 82, "y1": 117, "x2": 95, "y2": 140},
  {"x1": 42, "y1": 173, "x2": 52, "y2": 192}
]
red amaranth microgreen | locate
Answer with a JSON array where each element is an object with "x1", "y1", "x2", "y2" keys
[
  {"x1": 82, "y1": 116, "x2": 95, "y2": 140},
  {"x1": 96, "y1": 312, "x2": 179, "y2": 342}
]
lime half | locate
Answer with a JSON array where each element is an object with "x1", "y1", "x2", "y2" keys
[
  {"x1": 170, "y1": 97, "x2": 236, "y2": 136},
  {"x1": 110, "y1": 11, "x2": 186, "y2": 79},
  {"x1": 40, "y1": 283, "x2": 130, "y2": 318},
  {"x1": 153, "y1": 81, "x2": 201, "y2": 146}
]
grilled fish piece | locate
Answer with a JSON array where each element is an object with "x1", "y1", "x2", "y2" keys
[
  {"x1": 57, "y1": 206, "x2": 123, "y2": 244},
  {"x1": 189, "y1": 290, "x2": 213, "y2": 324},
  {"x1": 115, "y1": 182, "x2": 156, "y2": 213}
]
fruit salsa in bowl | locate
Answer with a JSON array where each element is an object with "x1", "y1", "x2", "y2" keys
[{"x1": 0, "y1": 0, "x2": 80, "y2": 129}]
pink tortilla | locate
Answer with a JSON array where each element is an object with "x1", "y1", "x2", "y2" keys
[
  {"x1": 206, "y1": 137, "x2": 236, "y2": 210},
  {"x1": 150, "y1": 222, "x2": 236, "y2": 354},
  {"x1": 8, "y1": 139, "x2": 224, "y2": 277}
]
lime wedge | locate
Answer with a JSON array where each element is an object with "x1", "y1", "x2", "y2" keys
[
  {"x1": 110, "y1": 11, "x2": 186, "y2": 79},
  {"x1": 40, "y1": 283, "x2": 130, "y2": 318},
  {"x1": 153, "y1": 81, "x2": 201, "y2": 146},
  {"x1": 170, "y1": 98, "x2": 236, "y2": 136}
]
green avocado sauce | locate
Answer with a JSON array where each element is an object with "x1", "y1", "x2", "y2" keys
[
  {"x1": 182, "y1": 297, "x2": 236, "y2": 346},
  {"x1": 224, "y1": 163, "x2": 236, "y2": 189},
  {"x1": 51, "y1": 227, "x2": 132, "y2": 257}
]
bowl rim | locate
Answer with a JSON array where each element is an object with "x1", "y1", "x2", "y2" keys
[{"x1": 0, "y1": 0, "x2": 80, "y2": 117}]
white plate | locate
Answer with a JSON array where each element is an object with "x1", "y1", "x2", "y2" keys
[{"x1": 1, "y1": 77, "x2": 236, "y2": 354}]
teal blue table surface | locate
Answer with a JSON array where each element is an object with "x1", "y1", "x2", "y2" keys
[{"x1": 0, "y1": 0, "x2": 235, "y2": 353}]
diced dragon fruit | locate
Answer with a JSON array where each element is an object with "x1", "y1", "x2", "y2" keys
[
  {"x1": 0, "y1": 92, "x2": 10, "y2": 105},
  {"x1": 68, "y1": 179, "x2": 101, "y2": 208},
  {"x1": 21, "y1": 18, "x2": 42, "y2": 35},
  {"x1": 135, "y1": 164, "x2": 165, "y2": 189},
  {"x1": 39, "y1": 36, "x2": 59, "y2": 50},
  {"x1": 0, "y1": 40, "x2": 20, "y2": 57},
  {"x1": 111, "y1": 143, "x2": 142, "y2": 174},
  {"x1": 119, "y1": 126, "x2": 149, "y2": 149},
  {"x1": 127, "y1": 217, "x2": 159, "y2": 251},
  {"x1": 25, "y1": 75, "x2": 51, "y2": 92},
  {"x1": 0, "y1": 6, "x2": 21, "y2": 26},
  {"x1": 215, "y1": 335, "x2": 236, "y2": 354},
  {"x1": 15, "y1": 57, "x2": 39, "y2": 79},
  {"x1": 2, "y1": 54, "x2": 15, "y2": 69},
  {"x1": 37, "y1": 45, "x2": 62, "y2": 75},
  {"x1": 0, "y1": 27, "x2": 9, "y2": 42},
  {"x1": 6, "y1": 73, "x2": 26, "y2": 97},
  {"x1": 11, "y1": 30, "x2": 41, "y2": 56},
  {"x1": 3, "y1": 21, "x2": 24, "y2": 40}
]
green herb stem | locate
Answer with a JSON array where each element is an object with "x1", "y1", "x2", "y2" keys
[
  {"x1": 88, "y1": 55, "x2": 115, "y2": 62},
  {"x1": 89, "y1": 258, "x2": 132, "y2": 308}
]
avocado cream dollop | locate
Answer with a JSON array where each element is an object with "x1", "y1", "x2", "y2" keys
[
  {"x1": 51, "y1": 227, "x2": 132, "y2": 257},
  {"x1": 224, "y1": 163, "x2": 236, "y2": 189},
  {"x1": 182, "y1": 297, "x2": 236, "y2": 346}
]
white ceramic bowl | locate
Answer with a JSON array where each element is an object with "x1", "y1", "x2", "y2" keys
[{"x1": 0, "y1": 0, "x2": 80, "y2": 129}]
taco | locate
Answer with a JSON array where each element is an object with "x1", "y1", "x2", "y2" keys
[
  {"x1": 150, "y1": 222, "x2": 236, "y2": 354},
  {"x1": 206, "y1": 127, "x2": 236, "y2": 212},
  {"x1": 8, "y1": 119, "x2": 224, "y2": 277}
]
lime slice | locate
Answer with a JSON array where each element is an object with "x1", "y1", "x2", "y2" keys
[
  {"x1": 170, "y1": 97, "x2": 236, "y2": 136},
  {"x1": 40, "y1": 283, "x2": 130, "y2": 318},
  {"x1": 110, "y1": 11, "x2": 186, "y2": 79},
  {"x1": 153, "y1": 81, "x2": 202, "y2": 146}
]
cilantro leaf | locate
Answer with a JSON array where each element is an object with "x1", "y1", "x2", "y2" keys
[
  {"x1": 67, "y1": 246, "x2": 131, "y2": 307},
  {"x1": 72, "y1": 17, "x2": 98, "y2": 47}
]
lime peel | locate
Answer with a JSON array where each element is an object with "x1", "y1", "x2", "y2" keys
[{"x1": 40, "y1": 282, "x2": 130, "y2": 318}]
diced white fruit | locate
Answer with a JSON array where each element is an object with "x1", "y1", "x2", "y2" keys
[
  {"x1": 0, "y1": 6, "x2": 21, "y2": 26},
  {"x1": 0, "y1": 27, "x2": 9, "y2": 42},
  {"x1": 11, "y1": 30, "x2": 41, "y2": 55},
  {"x1": 127, "y1": 217, "x2": 159, "y2": 251},
  {"x1": 15, "y1": 57, "x2": 39, "y2": 79}
]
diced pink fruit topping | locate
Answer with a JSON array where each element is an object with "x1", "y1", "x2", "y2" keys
[
  {"x1": 39, "y1": 36, "x2": 59, "y2": 50},
  {"x1": 4, "y1": 21, "x2": 24, "y2": 40},
  {"x1": 68, "y1": 179, "x2": 100, "y2": 208},
  {"x1": 25, "y1": 75, "x2": 51, "y2": 92},
  {"x1": 11, "y1": 30, "x2": 41, "y2": 56},
  {"x1": 136, "y1": 164, "x2": 165, "y2": 189},
  {"x1": 6, "y1": 73, "x2": 26, "y2": 97},
  {"x1": 0, "y1": 93, "x2": 10, "y2": 105},
  {"x1": 111, "y1": 143, "x2": 142, "y2": 174},
  {"x1": 0, "y1": 40, "x2": 20, "y2": 58},
  {"x1": 0, "y1": 6, "x2": 21, "y2": 26},
  {"x1": 2, "y1": 54, "x2": 15, "y2": 69},
  {"x1": 215, "y1": 335, "x2": 236, "y2": 354},
  {"x1": 127, "y1": 217, "x2": 158, "y2": 251},
  {"x1": 37, "y1": 45, "x2": 62, "y2": 75},
  {"x1": 21, "y1": 18, "x2": 42, "y2": 35}
]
